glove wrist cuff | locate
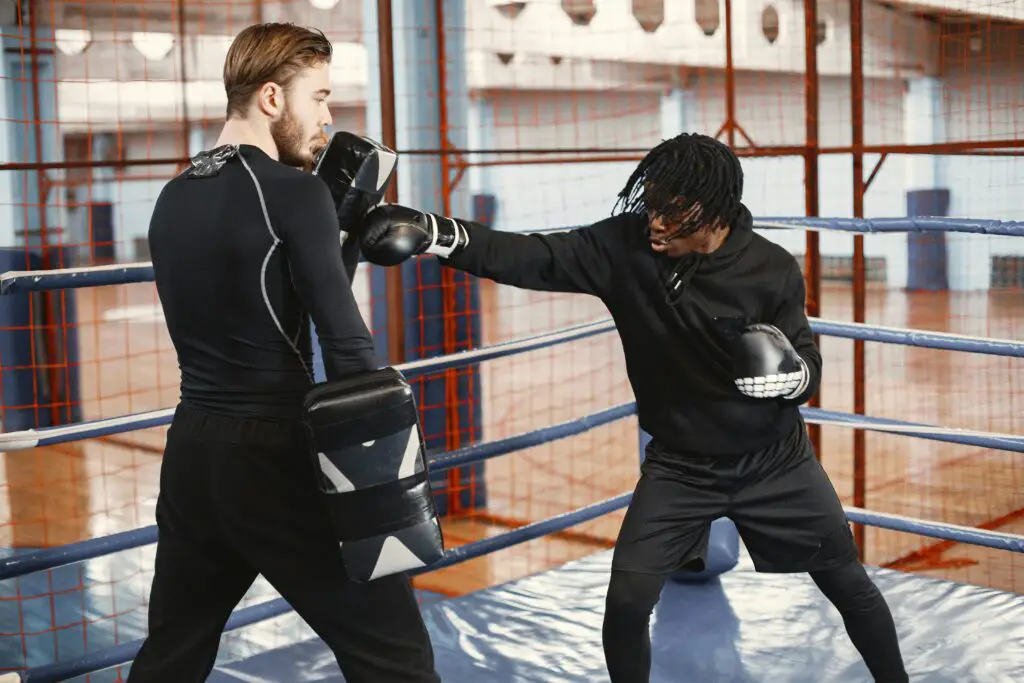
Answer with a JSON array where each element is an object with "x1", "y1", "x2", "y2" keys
[
  {"x1": 425, "y1": 213, "x2": 470, "y2": 258},
  {"x1": 782, "y1": 355, "x2": 810, "y2": 400}
]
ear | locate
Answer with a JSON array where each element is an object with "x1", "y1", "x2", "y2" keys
[{"x1": 256, "y1": 82, "x2": 285, "y2": 118}]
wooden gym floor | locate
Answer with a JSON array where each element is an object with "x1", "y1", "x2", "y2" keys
[{"x1": 0, "y1": 274, "x2": 1021, "y2": 599}]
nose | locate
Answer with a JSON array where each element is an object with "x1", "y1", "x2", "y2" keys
[{"x1": 649, "y1": 220, "x2": 670, "y2": 241}]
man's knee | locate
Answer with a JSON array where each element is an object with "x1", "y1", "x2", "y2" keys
[
  {"x1": 810, "y1": 560, "x2": 884, "y2": 613},
  {"x1": 604, "y1": 569, "x2": 666, "y2": 626}
]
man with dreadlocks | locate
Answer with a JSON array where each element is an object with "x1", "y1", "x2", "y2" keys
[{"x1": 357, "y1": 132, "x2": 909, "y2": 683}]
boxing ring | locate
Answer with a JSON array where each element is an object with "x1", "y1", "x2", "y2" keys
[{"x1": 1, "y1": 216, "x2": 1023, "y2": 682}]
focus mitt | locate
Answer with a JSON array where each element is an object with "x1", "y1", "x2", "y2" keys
[
  {"x1": 313, "y1": 131, "x2": 398, "y2": 245},
  {"x1": 302, "y1": 367, "x2": 445, "y2": 582}
]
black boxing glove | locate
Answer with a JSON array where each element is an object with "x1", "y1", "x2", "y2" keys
[
  {"x1": 312, "y1": 131, "x2": 398, "y2": 245},
  {"x1": 360, "y1": 203, "x2": 471, "y2": 267},
  {"x1": 731, "y1": 323, "x2": 809, "y2": 400}
]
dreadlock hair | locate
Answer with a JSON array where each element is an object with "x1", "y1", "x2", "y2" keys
[{"x1": 613, "y1": 133, "x2": 744, "y2": 238}]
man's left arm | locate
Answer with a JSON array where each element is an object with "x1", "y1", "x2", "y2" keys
[
  {"x1": 770, "y1": 260, "x2": 821, "y2": 405},
  {"x1": 282, "y1": 178, "x2": 378, "y2": 381},
  {"x1": 340, "y1": 231, "x2": 361, "y2": 282}
]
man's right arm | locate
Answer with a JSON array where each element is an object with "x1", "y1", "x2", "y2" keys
[
  {"x1": 360, "y1": 204, "x2": 623, "y2": 299},
  {"x1": 281, "y1": 177, "x2": 377, "y2": 381},
  {"x1": 440, "y1": 220, "x2": 619, "y2": 298}
]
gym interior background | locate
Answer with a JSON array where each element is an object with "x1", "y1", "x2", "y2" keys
[{"x1": 0, "y1": 0, "x2": 1021, "y2": 679}]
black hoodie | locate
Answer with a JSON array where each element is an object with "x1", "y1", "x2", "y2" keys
[{"x1": 440, "y1": 205, "x2": 821, "y2": 457}]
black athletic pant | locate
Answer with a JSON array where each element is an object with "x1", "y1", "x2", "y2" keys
[
  {"x1": 603, "y1": 562, "x2": 907, "y2": 683},
  {"x1": 602, "y1": 425, "x2": 908, "y2": 682},
  {"x1": 126, "y1": 404, "x2": 439, "y2": 683}
]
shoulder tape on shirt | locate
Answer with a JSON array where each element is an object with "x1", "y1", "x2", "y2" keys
[
  {"x1": 186, "y1": 145, "x2": 239, "y2": 178},
  {"x1": 302, "y1": 366, "x2": 445, "y2": 582}
]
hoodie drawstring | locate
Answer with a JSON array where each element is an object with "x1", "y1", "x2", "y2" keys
[{"x1": 664, "y1": 256, "x2": 702, "y2": 304}]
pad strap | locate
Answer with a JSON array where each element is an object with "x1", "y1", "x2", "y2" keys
[{"x1": 325, "y1": 472, "x2": 434, "y2": 542}]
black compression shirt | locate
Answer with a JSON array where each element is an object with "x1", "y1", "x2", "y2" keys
[{"x1": 149, "y1": 144, "x2": 376, "y2": 420}]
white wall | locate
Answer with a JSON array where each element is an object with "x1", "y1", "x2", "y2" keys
[
  {"x1": 51, "y1": 58, "x2": 1022, "y2": 290},
  {"x1": 465, "y1": 21, "x2": 1024, "y2": 292},
  {"x1": 466, "y1": 0, "x2": 939, "y2": 78},
  {"x1": 59, "y1": 106, "x2": 367, "y2": 262},
  {"x1": 473, "y1": 74, "x2": 911, "y2": 287}
]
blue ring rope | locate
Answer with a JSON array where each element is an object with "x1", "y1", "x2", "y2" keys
[
  {"x1": 755, "y1": 216, "x2": 1024, "y2": 236},
  {"x1": 843, "y1": 507, "x2": 1024, "y2": 554},
  {"x1": 802, "y1": 408, "x2": 1024, "y2": 453},
  {"x1": 2, "y1": 216, "x2": 1021, "y2": 294},
  {"x1": 5, "y1": 410, "x2": 1023, "y2": 681},
  {"x1": 4, "y1": 397, "x2": 1023, "y2": 584},
  {"x1": 0, "y1": 318, "x2": 617, "y2": 452},
  {"x1": 0, "y1": 402, "x2": 637, "y2": 581},
  {"x1": 0, "y1": 262, "x2": 157, "y2": 294},
  {"x1": 0, "y1": 389, "x2": 1017, "y2": 457},
  {"x1": 12, "y1": 493, "x2": 634, "y2": 683},
  {"x1": 0, "y1": 316, "x2": 1019, "y2": 454},
  {"x1": 808, "y1": 318, "x2": 1024, "y2": 358},
  {"x1": 12, "y1": 490, "x2": 1024, "y2": 682},
  {"x1": 13, "y1": 595, "x2": 292, "y2": 683},
  {"x1": 1, "y1": 217, "x2": 1020, "y2": 679}
]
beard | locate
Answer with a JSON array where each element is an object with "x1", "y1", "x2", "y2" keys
[{"x1": 271, "y1": 107, "x2": 317, "y2": 170}]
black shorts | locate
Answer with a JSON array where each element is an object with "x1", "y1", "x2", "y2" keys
[{"x1": 612, "y1": 424, "x2": 858, "y2": 576}]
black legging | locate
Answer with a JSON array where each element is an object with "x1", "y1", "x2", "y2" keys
[{"x1": 602, "y1": 561, "x2": 908, "y2": 682}]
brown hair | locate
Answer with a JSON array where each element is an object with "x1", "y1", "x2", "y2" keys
[{"x1": 223, "y1": 23, "x2": 333, "y2": 119}]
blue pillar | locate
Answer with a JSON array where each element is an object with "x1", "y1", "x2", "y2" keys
[
  {"x1": 188, "y1": 124, "x2": 206, "y2": 156},
  {"x1": 363, "y1": 0, "x2": 485, "y2": 517},
  {"x1": 64, "y1": 132, "x2": 115, "y2": 264},
  {"x1": 466, "y1": 95, "x2": 491, "y2": 192},
  {"x1": 2, "y1": 31, "x2": 61, "y2": 248},
  {"x1": 0, "y1": 38, "x2": 17, "y2": 247},
  {"x1": 906, "y1": 189, "x2": 950, "y2": 291},
  {"x1": 361, "y1": 0, "x2": 394, "y2": 366},
  {"x1": 466, "y1": 94, "x2": 498, "y2": 225},
  {"x1": 309, "y1": 5, "x2": 392, "y2": 375},
  {"x1": 0, "y1": 23, "x2": 81, "y2": 432},
  {"x1": 659, "y1": 87, "x2": 690, "y2": 138},
  {"x1": 904, "y1": 77, "x2": 954, "y2": 291},
  {"x1": 0, "y1": 19, "x2": 101, "y2": 682},
  {"x1": 89, "y1": 133, "x2": 118, "y2": 263},
  {"x1": 90, "y1": 134, "x2": 116, "y2": 203}
]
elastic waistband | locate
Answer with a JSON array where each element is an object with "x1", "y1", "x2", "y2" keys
[{"x1": 171, "y1": 402, "x2": 304, "y2": 447}]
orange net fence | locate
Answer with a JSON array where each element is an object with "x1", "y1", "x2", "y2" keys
[{"x1": 0, "y1": 0, "x2": 1022, "y2": 676}]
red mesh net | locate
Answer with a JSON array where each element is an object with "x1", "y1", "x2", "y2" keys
[{"x1": 0, "y1": 0, "x2": 1021, "y2": 676}]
